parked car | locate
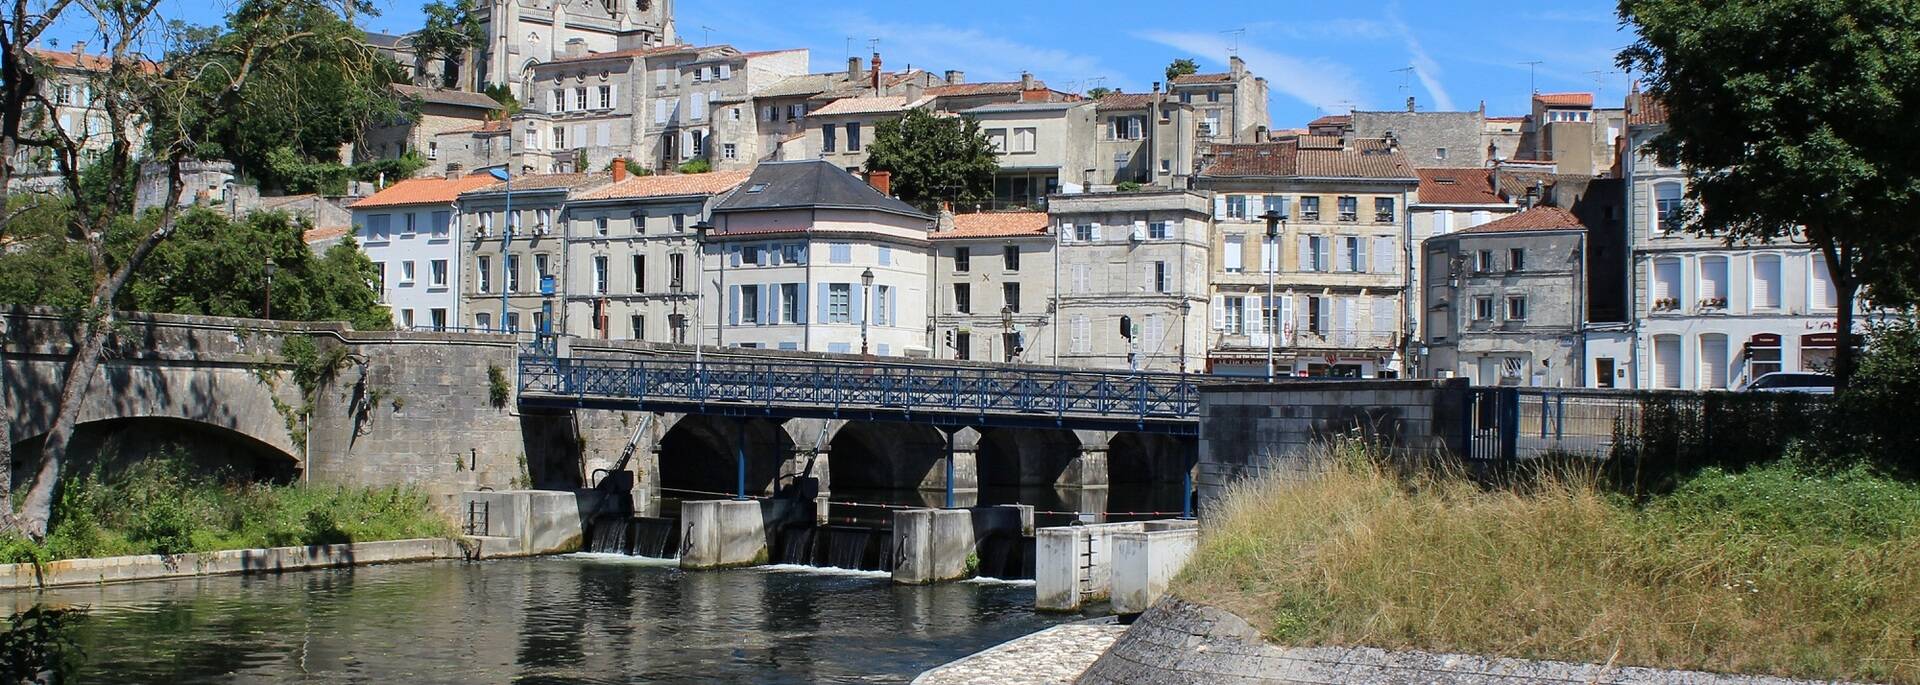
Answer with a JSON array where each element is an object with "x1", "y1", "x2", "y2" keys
[{"x1": 1741, "y1": 372, "x2": 1836, "y2": 394}]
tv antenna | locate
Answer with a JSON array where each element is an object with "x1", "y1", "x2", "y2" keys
[
  {"x1": 867, "y1": 37, "x2": 881, "y2": 55},
  {"x1": 700, "y1": 25, "x2": 714, "y2": 45},
  {"x1": 1390, "y1": 66, "x2": 1414, "y2": 96},
  {"x1": 1220, "y1": 28, "x2": 1246, "y2": 57},
  {"x1": 1520, "y1": 60, "x2": 1543, "y2": 94}
]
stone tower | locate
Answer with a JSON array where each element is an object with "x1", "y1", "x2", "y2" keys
[{"x1": 475, "y1": 0, "x2": 676, "y2": 96}]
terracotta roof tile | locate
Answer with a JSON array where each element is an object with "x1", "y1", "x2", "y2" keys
[
  {"x1": 350, "y1": 175, "x2": 499, "y2": 209},
  {"x1": 934, "y1": 212, "x2": 1050, "y2": 240},
  {"x1": 927, "y1": 81, "x2": 1037, "y2": 97},
  {"x1": 576, "y1": 169, "x2": 752, "y2": 200},
  {"x1": 810, "y1": 95, "x2": 921, "y2": 116},
  {"x1": 302, "y1": 226, "x2": 351, "y2": 244},
  {"x1": 1203, "y1": 138, "x2": 1415, "y2": 180},
  {"x1": 1534, "y1": 92, "x2": 1594, "y2": 108},
  {"x1": 466, "y1": 172, "x2": 609, "y2": 195},
  {"x1": 1093, "y1": 93, "x2": 1155, "y2": 110},
  {"x1": 1308, "y1": 114, "x2": 1351, "y2": 127},
  {"x1": 27, "y1": 47, "x2": 157, "y2": 73},
  {"x1": 1417, "y1": 168, "x2": 1506, "y2": 205},
  {"x1": 444, "y1": 119, "x2": 511, "y2": 134},
  {"x1": 1204, "y1": 142, "x2": 1298, "y2": 176},
  {"x1": 1453, "y1": 206, "x2": 1584, "y2": 235},
  {"x1": 1627, "y1": 92, "x2": 1668, "y2": 126},
  {"x1": 1171, "y1": 72, "x2": 1231, "y2": 84}
]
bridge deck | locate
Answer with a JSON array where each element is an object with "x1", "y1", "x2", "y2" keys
[{"x1": 517, "y1": 354, "x2": 1203, "y2": 435}]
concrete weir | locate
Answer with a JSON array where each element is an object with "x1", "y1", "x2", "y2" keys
[
  {"x1": 1036, "y1": 519, "x2": 1198, "y2": 612},
  {"x1": 891, "y1": 504, "x2": 1034, "y2": 584}
]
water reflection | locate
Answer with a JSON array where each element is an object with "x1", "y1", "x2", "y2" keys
[{"x1": 35, "y1": 557, "x2": 1068, "y2": 684}]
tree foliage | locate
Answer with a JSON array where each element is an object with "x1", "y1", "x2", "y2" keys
[
  {"x1": 1165, "y1": 58, "x2": 1199, "y2": 84},
  {"x1": 1618, "y1": 0, "x2": 1920, "y2": 385},
  {"x1": 414, "y1": 0, "x2": 481, "y2": 87},
  {"x1": 863, "y1": 108, "x2": 999, "y2": 212},
  {"x1": 1086, "y1": 86, "x2": 1115, "y2": 100}
]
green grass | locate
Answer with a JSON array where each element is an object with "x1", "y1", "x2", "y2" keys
[
  {"x1": 1173, "y1": 444, "x2": 1920, "y2": 684},
  {"x1": 0, "y1": 456, "x2": 453, "y2": 564}
]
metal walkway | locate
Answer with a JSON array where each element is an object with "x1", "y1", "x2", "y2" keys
[{"x1": 517, "y1": 353, "x2": 1204, "y2": 435}]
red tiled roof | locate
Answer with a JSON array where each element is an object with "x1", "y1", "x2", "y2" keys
[
  {"x1": 1627, "y1": 92, "x2": 1668, "y2": 126},
  {"x1": 27, "y1": 47, "x2": 157, "y2": 73},
  {"x1": 1172, "y1": 72, "x2": 1231, "y2": 84},
  {"x1": 576, "y1": 169, "x2": 752, "y2": 200},
  {"x1": 927, "y1": 81, "x2": 1035, "y2": 97},
  {"x1": 302, "y1": 226, "x2": 351, "y2": 244},
  {"x1": 1454, "y1": 206, "x2": 1584, "y2": 234},
  {"x1": 351, "y1": 175, "x2": 499, "y2": 209},
  {"x1": 467, "y1": 172, "x2": 608, "y2": 194},
  {"x1": 1307, "y1": 114, "x2": 1351, "y2": 127},
  {"x1": 1203, "y1": 138, "x2": 1415, "y2": 180},
  {"x1": 1205, "y1": 142, "x2": 1298, "y2": 176},
  {"x1": 1417, "y1": 168, "x2": 1505, "y2": 205},
  {"x1": 935, "y1": 212, "x2": 1050, "y2": 240},
  {"x1": 1534, "y1": 92, "x2": 1593, "y2": 108},
  {"x1": 810, "y1": 95, "x2": 920, "y2": 116},
  {"x1": 445, "y1": 119, "x2": 511, "y2": 134}
]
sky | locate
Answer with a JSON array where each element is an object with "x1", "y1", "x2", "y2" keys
[{"x1": 44, "y1": 0, "x2": 1637, "y2": 125}]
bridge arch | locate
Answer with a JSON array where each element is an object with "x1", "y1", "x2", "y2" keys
[
  {"x1": 6, "y1": 360, "x2": 303, "y2": 470},
  {"x1": 10, "y1": 416, "x2": 302, "y2": 487},
  {"x1": 977, "y1": 428, "x2": 1087, "y2": 488},
  {"x1": 656, "y1": 415, "x2": 793, "y2": 499},
  {"x1": 826, "y1": 421, "x2": 947, "y2": 492}
]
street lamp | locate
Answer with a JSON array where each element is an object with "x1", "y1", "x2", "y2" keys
[
  {"x1": 263, "y1": 257, "x2": 276, "y2": 320},
  {"x1": 1260, "y1": 209, "x2": 1284, "y2": 381},
  {"x1": 692, "y1": 220, "x2": 712, "y2": 367},
  {"x1": 1000, "y1": 304, "x2": 1014, "y2": 363},
  {"x1": 860, "y1": 267, "x2": 875, "y2": 356}
]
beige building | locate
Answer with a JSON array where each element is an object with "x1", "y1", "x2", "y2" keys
[
  {"x1": 1089, "y1": 92, "x2": 1201, "y2": 191},
  {"x1": 1408, "y1": 168, "x2": 1520, "y2": 348},
  {"x1": 362, "y1": 84, "x2": 502, "y2": 169},
  {"x1": 1197, "y1": 138, "x2": 1418, "y2": 378},
  {"x1": 1049, "y1": 191, "x2": 1214, "y2": 373},
  {"x1": 794, "y1": 94, "x2": 930, "y2": 174},
  {"x1": 561, "y1": 167, "x2": 751, "y2": 343},
  {"x1": 927, "y1": 212, "x2": 1057, "y2": 363},
  {"x1": 962, "y1": 101, "x2": 1099, "y2": 209},
  {"x1": 1169, "y1": 56, "x2": 1270, "y2": 143},
  {"x1": 10, "y1": 46, "x2": 149, "y2": 189},
  {"x1": 1517, "y1": 92, "x2": 1627, "y2": 177},
  {"x1": 475, "y1": 0, "x2": 675, "y2": 98},
  {"x1": 457, "y1": 172, "x2": 612, "y2": 332}
]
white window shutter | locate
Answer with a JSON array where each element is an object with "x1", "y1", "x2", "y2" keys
[
  {"x1": 1355, "y1": 237, "x2": 1369, "y2": 273},
  {"x1": 1373, "y1": 296, "x2": 1395, "y2": 334},
  {"x1": 1059, "y1": 222, "x2": 1072, "y2": 244},
  {"x1": 1333, "y1": 238, "x2": 1350, "y2": 273},
  {"x1": 1298, "y1": 235, "x2": 1311, "y2": 271},
  {"x1": 1223, "y1": 236, "x2": 1242, "y2": 271},
  {"x1": 1133, "y1": 220, "x2": 1146, "y2": 241},
  {"x1": 1211, "y1": 295, "x2": 1225, "y2": 329},
  {"x1": 608, "y1": 84, "x2": 618, "y2": 109},
  {"x1": 1213, "y1": 194, "x2": 1227, "y2": 219},
  {"x1": 1279, "y1": 295, "x2": 1295, "y2": 346},
  {"x1": 1340, "y1": 297, "x2": 1357, "y2": 334},
  {"x1": 1373, "y1": 237, "x2": 1395, "y2": 274},
  {"x1": 1090, "y1": 222, "x2": 1102, "y2": 242}
]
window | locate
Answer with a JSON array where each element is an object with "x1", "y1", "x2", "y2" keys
[
  {"x1": 669, "y1": 253, "x2": 685, "y2": 291},
  {"x1": 429, "y1": 308, "x2": 447, "y2": 331},
  {"x1": 1223, "y1": 235, "x2": 1243, "y2": 273},
  {"x1": 430, "y1": 259, "x2": 448, "y2": 288},
  {"x1": 428, "y1": 142, "x2": 439, "y2": 160},
  {"x1": 1011, "y1": 127, "x2": 1036, "y2": 153},
  {"x1": 742, "y1": 244, "x2": 764, "y2": 265},
  {"x1": 534, "y1": 253, "x2": 550, "y2": 281},
  {"x1": 432, "y1": 211, "x2": 451, "y2": 239},
  {"x1": 598, "y1": 85, "x2": 612, "y2": 109},
  {"x1": 672, "y1": 213, "x2": 687, "y2": 232},
  {"x1": 475, "y1": 312, "x2": 492, "y2": 332},
  {"x1": 846, "y1": 123, "x2": 861, "y2": 152},
  {"x1": 1476, "y1": 249, "x2": 1494, "y2": 273},
  {"x1": 1508, "y1": 248, "x2": 1525, "y2": 272},
  {"x1": 632, "y1": 255, "x2": 646, "y2": 293},
  {"x1": 740, "y1": 285, "x2": 760, "y2": 324},
  {"x1": 1474, "y1": 296, "x2": 1494, "y2": 321},
  {"x1": 1374, "y1": 197, "x2": 1395, "y2": 223},
  {"x1": 592, "y1": 255, "x2": 609, "y2": 294},
  {"x1": 1700, "y1": 333, "x2": 1729, "y2": 389},
  {"x1": 1433, "y1": 209, "x2": 1453, "y2": 235},
  {"x1": 479, "y1": 212, "x2": 493, "y2": 235},
  {"x1": 631, "y1": 315, "x2": 645, "y2": 339},
  {"x1": 1507, "y1": 296, "x2": 1527, "y2": 321},
  {"x1": 1652, "y1": 257, "x2": 1682, "y2": 311},
  {"x1": 1344, "y1": 236, "x2": 1363, "y2": 272},
  {"x1": 1226, "y1": 194, "x2": 1248, "y2": 219},
  {"x1": 504, "y1": 254, "x2": 522, "y2": 293},
  {"x1": 722, "y1": 143, "x2": 737, "y2": 160},
  {"x1": 789, "y1": 103, "x2": 806, "y2": 119},
  {"x1": 1470, "y1": 210, "x2": 1491, "y2": 226},
  {"x1": 1654, "y1": 182, "x2": 1684, "y2": 233},
  {"x1": 1153, "y1": 261, "x2": 1168, "y2": 293},
  {"x1": 1148, "y1": 221, "x2": 1168, "y2": 240},
  {"x1": 986, "y1": 128, "x2": 1007, "y2": 153},
  {"x1": 822, "y1": 124, "x2": 837, "y2": 152},
  {"x1": 781, "y1": 243, "x2": 805, "y2": 264},
  {"x1": 554, "y1": 127, "x2": 566, "y2": 149},
  {"x1": 1074, "y1": 223, "x2": 1093, "y2": 241},
  {"x1": 954, "y1": 331, "x2": 971, "y2": 360},
  {"x1": 1003, "y1": 245, "x2": 1020, "y2": 271},
  {"x1": 953, "y1": 283, "x2": 971, "y2": 314},
  {"x1": 595, "y1": 217, "x2": 609, "y2": 236},
  {"x1": 1337, "y1": 196, "x2": 1358, "y2": 221},
  {"x1": 550, "y1": 90, "x2": 563, "y2": 113},
  {"x1": 1300, "y1": 196, "x2": 1320, "y2": 221},
  {"x1": 1698, "y1": 256, "x2": 1728, "y2": 309},
  {"x1": 477, "y1": 256, "x2": 492, "y2": 293},
  {"x1": 877, "y1": 245, "x2": 893, "y2": 267},
  {"x1": 1003, "y1": 283, "x2": 1020, "y2": 313},
  {"x1": 1260, "y1": 236, "x2": 1278, "y2": 274},
  {"x1": 1222, "y1": 296, "x2": 1244, "y2": 334},
  {"x1": 780, "y1": 283, "x2": 799, "y2": 323},
  {"x1": 506, "y1": 312, "x2": 521, "y2": 333},
  {"x1": 954, "y1": 247, "x2": 971, "y2": 273},
  {"x1": 873, "y1": 285, "x2": 892, "y2": 325},
  {"x1": 1306, "y1": 296, "x2": 1325, "y2": 334},
  {"x1": 829, "y1": 243, "x2": 852, "y2": 263},
  {"x1": 365, "y1": 214, "x2": 391, "y2": 242},
  {"x1": 828, "y1": 284, "x2": 852, "y2": 322},
  {"x1": 536, "y1": 209, "x2": 553, "y2": 231},
  {"x1": 400, "y1": 260, "x2": 417, "y2": 285},
  {"x1": 1752, "y1": 254, "x2": 1782, "y2": 309},
  {"x1": 402, "y1": 309, "x2": 415, "y2": 328},
  {"x1": 1810, "y1": 255, "x2": 1838, "y2": 309},
  {"x1": 1435, "y1": 147, "x2": 1448, "y2": 160}
]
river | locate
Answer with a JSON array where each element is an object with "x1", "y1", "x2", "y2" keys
[{"x1": 21, "y1": 555, "x2": 1074, "y2": 683}]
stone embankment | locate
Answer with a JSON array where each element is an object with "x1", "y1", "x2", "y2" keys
[{"x1": 0, "y1": 536, "x2": 533, "y2": 591}]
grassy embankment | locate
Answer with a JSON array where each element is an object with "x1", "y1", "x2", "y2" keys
[
  {"x1": 0, "y1": 456, "x2": 452, "y2": 564},
  {"x1": 1173, "y1": 444, "x2": 1920, "y2": 684}
]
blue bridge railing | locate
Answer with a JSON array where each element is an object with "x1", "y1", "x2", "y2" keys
[{"x1": 517, "y1": 354, "x2": 1203, "y2": 430}]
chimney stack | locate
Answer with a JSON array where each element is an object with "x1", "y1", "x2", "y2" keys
[
  {"x1": 866, "y1": 170, "x2": 892, "y2": 197},
  {"x1": 612, "y1": 157, "x2": 627, "y2": 182},
  {"x1": 1230, "y1": 55, "x2": 1245, "y2": 77},
  {"x1": 565, "y1": 38, "x2": 587, "y2": 59},
  {"x1": 944, "y1": 70, "x2": 964, "y2": 85},
  {"x1": 870, "y1": 52, "x2": 883, "y2": 94},
  {"x1": 847, "y1": 56, "x2": 863, "y2": 82},
  {"x1": 1406, "y1": 96, "x2": 1416, "y2": 112},
  {"x1": 1020, "y1": 71, "x2": 1036, "y2": 91},
  {"x1": 445, "y1": 163, "x2": 465, "y2": 180}
]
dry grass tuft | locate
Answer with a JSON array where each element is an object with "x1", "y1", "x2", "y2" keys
[{"x1": 1173, "y1": 442, "x2": 1920, "y2": 684}]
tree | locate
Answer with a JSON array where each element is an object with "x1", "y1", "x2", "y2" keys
[
  {"x1": 1618, "y1": 0, "x2": 1920, "y2": 388},
  {"x1": 1086, "y1": 86, "x2": 1115, "y2": 100},
  {"x1": 413, "y1": 0, "x2": 481, "y2": 88},
  {"x1": 1165, "y1": 58, "x2": 1199, "y2": 84},
  {"x1": 863, "y1": 108, "x2": 999, "y2": 212},
  {"x1": 0, "y1": 0, "x2": 382, "y2": 537},
  {"x1": 118, "y1": 209, "x2": 390, "y2": 328},
  {"x1": 481, "y1": 83, "x2": 521, "y2": 117}
]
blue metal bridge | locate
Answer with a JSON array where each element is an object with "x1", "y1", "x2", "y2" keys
[{"x1": 517, "y1": 352, "x2": 1205, "y2": 435}]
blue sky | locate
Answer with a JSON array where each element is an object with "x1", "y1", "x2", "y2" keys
[{"x1": 48, "y1": 0, "x2": 1636, "y2": 125}]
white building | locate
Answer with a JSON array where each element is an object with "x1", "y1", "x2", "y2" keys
[{"x1": 348, "y1": 174, "x2": 499, "y2": 329}]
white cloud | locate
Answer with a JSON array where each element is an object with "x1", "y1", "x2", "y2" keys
[
  {"x1": 828, "y1": 12, "x2": 1110, "y2": 88},
  {"x1": 1387, "y1": 10, "x2": 1455, "y2": 111},
  {"x1": 1139, "y1": 30, "x2": 1363, "y2": 113}
]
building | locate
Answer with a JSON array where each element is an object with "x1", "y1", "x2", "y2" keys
[
  {"x1": 703, "y1": 160, "x2": 934, "y2": 356},
  {"x1": 349, "y1": 173, "x2": 499, "y2": 329},
  {"x1": 1408, "y1": 167, "x2": 1520, "y2": 347},
  {"x1": 1516, "y1": 92, "x2": 1628, "y2": 177},
  {"x1": 1611, "y1": 94, "x2": 1860, "y2": 390},
  {"x1": 1196, "y1": 137, "x2": 1418, "y2": 378},
  {"x1": 9, "y1": 46, "x2": 150, "y2": 189},
  {"x1": 1049, "y1": 191, "x2": 1214, "y2": 373},
  {"x1": 797, "y1": 94, "x2": 929, "y2": 174},
  {"x1": 1353, "y1": 105, "x2": 1488, "y2": 169},
  {"x1": 561, "y1": 166, "x2": 751, "y2": 342},
  {"x1": 362, "y1": 84, "x2": 502, "y2": 169},
  {"x1": 927, "y1": 212, "x2": 1056, "y2": 363},
  {"x1": 473, "y1": 0, "x2": 675, "y2": 98},
  {"x1": 1423, "y1": 206, "x2": 1589, "y2": 386},
  {"x1": 1168, "y1": 56, "x2": 1270, "y2": 143},
  {"x1": 962, "y1": 101, "x2": 1099, "y2": 209},
  {"x1": 457, "y1": 172, "x2": 613, "y2": 332},
  {"x1": 1089, "y1": 92, "x2": 1200, "y2": 191}
]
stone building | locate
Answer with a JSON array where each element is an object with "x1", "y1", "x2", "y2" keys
[
  {"x1": 1089, "y1": 92, "x2": 1201, "y2": 191},
  {"x1": 927, "y1": 212, "x2": 1057, "y2": 363},
  {"x1": 962, "y1": 101, "x2": 1099, "y2": 208},
  {"x1": 703, "y1": 160, "x2": 934, "y2": 356},
  {"x1": 1050, "y1": 191, "x2": 1215, "y2": 373},
  {"x1": 1196, "y1": 137, "x2": 1418, "y2": 378},
  {"x1": 1422, "y1": 206, "x2": 1589, "y2": 386},
  {"x1": 1516, "y1": 92, "x2": 1628, "y2": 177},
  {"x1": 1408, "y1": 168, "x2": 1520, "y2": 350},
  {"x1": 361, "y1": 84, "x2": 503, "y2": 169},
  {"x1": 474, "y1": 0, "x2": 676, "y2": 98},
  {"x1": 1352, "y1": 106, "x2": 1487, "y2": 169},
  {"x1": 350, "y1": 173, "x2": 499, "y2": 330},
  {"x1": 8, "y1": 46, "x2": 149, "y2": 190},
  {"x1": 456, "y1": 172, "x2": 613, "y2": 332},
  {"x1": 1168, "y1": 56, "x2": 1270, "y2": 143},
  {"x1": 795, "y1": 94, "x2": 929, "y2": 175},
  {"x1": 560, "y1": 166, "x2": 751, "y2": 343}
]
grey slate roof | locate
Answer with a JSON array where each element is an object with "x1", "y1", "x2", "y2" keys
[{"x1": 714, "y1": 159, "x2": 931, "y2": 221}]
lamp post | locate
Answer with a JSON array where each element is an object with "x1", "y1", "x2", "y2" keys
[
  {"x1": 1260, "y1": 209, "x2": 1284, "y2": 381},
  {"x1": 1000, "y1": 305, "x2": 1014, "y2": 363},
  {"x1": 488, "y1": 167, "x2": 513, "y2": 332},
  {"x1": 263, "y1": 257, "x2": 276, "y2": 320},
  {"x1": 692, "y1": 221, "x2": 712, "y2": 371},
  {"x1": 860, "y1": 267, "x2": 875, "y2": 357}
]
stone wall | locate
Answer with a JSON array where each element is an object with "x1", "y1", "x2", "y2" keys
[{"x1": 1196, "y1": 379, "x2": 1467, "y2": 509}]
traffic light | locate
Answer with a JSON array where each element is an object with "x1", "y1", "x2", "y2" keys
[
  {"x1": 1119, "y1": 315, "x2": 1133, "y2": 339},
  {"x1": 944, "y1": 329, "x2": 954, "y2": 349}
]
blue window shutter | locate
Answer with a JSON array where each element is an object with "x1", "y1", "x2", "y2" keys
[
  {"x1": 796, "y1": 245, "x2": 808, "y2": 265},
  {"x1": 850, "y1": 282, "x2": 865, "y2": 324},
  {"x1": 816, "y1": 283, "x2": 830, "y2": 322},
  {"x1": 877, "y1": 343, "x2": 890, "y2": 356},
  {"x1": 779, "y1": 342, "x2": 798, "y2": 351},
  {"x1": 796, "y1": 283, "x2": 809, "y2": 324},
  {"x1": 729, "y1": 245, "x2": 741, "y2": 267},
  {"x1": 728, "y1": 285, "x2": 740, "y2": 325},
  {"x1": 764, "y1": 285, "x2": 777, "y2": 325},
  {"x1": 756, "y1": 247, "x2": 768, "y2": 267},
  {"x1": 888, "y1": 287, "x2": 898, "y2": 327}
]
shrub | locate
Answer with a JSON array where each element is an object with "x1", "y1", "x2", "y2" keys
[
  {"x1": 488, "y1": 364, "x2": 511, "y2": 408},
  {"x1": 675, "y1": 159, "x2": 711, "y2": 174}
]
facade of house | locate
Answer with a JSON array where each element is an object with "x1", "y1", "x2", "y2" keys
[
  {"x1": 1196, "y1": 138, "x2": 1418, "y2": 378},
  {"x1": 799, "y1": 95, "x2": 929, "y2": 174},
  {"x1": 1352, "y1": 107, "x2": 1488, "y2": 169},
  {"x1": 1423, "y1": 206, "x2": 1588, "y2": 386},
  {"x1": 1408, "y1": 168, "x2": 1520, "y2": 349},
  {"x1": 472, "y1": 0, "x2": 675, "y2": 98},
  {"x1": 560, "y1": 167, "x2": 751, "y2": 342},
  {"x1": 927, "y1": 212, "x2": 1057, "y2": 364},
  {"x1": 9, "y1": 46, "x2": 149, "y2": 189},
  {"x1": 349, "y1": 174, "x2": 499, "y2": 329},
  {"x1": 703, "y1": 160, "x2": 934, "y2": 356},
  {"x1": 363, "y1": 84, "x2": 502, "y2": 169},
  {"x1": 457, "y1": 172, "x2": 612, "y2": 333},
  {"x1": 1517, "y1": 92, "x2": 1628, "y2": 177},
  {"x1": 1168, "y1": 56, "x2": 1270, "y2": 143},
  {"x1": 962, "y1": 101, "x2": 1099, "y2": 208},
  {"x1": 1089, "y1": 92, "x2": 1200, "y2": 191},
  {"x1": 1050, "y1": 191, "x2": 1214, "y2": 373}
]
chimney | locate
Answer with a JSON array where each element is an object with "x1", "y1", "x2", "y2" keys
[
  {"x1": 612, "y1": 157, "x2": 627, "y2": 182},
  {"x1": 70, "y1": 41, "x2": 85, "y2": 56},
  {"x1": 866, "y1": 170, "x2": 892, "y2": 196},
  {"x1": 445, "y1": 162, "x2": 465, "y2": 180},
  {"x1": 905, "y1": 80, "x2": 924, "y2": 104},
  {"x1": 1406, "y1": 96, "x2": 1416, "y2": 112},
  {"x1": 1152, "y1": 81, "x2": 1161, "y2": 93},
  {"x1": 1020, "y1": 71, "x2": 1036, "y2": 91},
  {"x1": 565, "y1": 38, "x2": 587, "y2": 59},
  {"x1": 944, "y1": 70, "x2": 964, "y2": 85},
  {"x1": 870, "y1": 52, "x2": 883, "y2": 94},
  {"x1": 847, "y1": 56, "x2": 863, "y2": 82},
  {"x1": 1230, "y1": 55, "x2": 1245, "y2": 77}
]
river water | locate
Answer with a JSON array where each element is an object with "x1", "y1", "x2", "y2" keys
[{"x1": 25, "y1": 555, "x2": 1073, "y2": 683}]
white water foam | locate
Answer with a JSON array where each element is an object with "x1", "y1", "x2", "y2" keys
[
  {"x1": 563, "y1": 552, "x2": 682, "y2": 566},
  {"x1": 758, "y1": 563, "x2": 893, "y2": 579},
  {"x1": 963, "y1": 576, "x2": 1037, "y2": 587}
]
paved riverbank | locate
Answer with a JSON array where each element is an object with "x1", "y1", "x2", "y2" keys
[{"x1": 912, "y1": 622, "x2": 1126, "y2": 685}]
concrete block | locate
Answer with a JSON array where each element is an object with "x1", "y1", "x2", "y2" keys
[
  {"x1": 678, "y1": 499, "x2": 773, "y2": 570},
  {"x1": 1035, "y1": 521, "x2": 1147, "y2": 612},
  {"x1": 892, "y1": 508, "x2": 976, "y2": 584},
  {"x1": 1111, "y1": 526, "x2": 1201, "y2": 614}
]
